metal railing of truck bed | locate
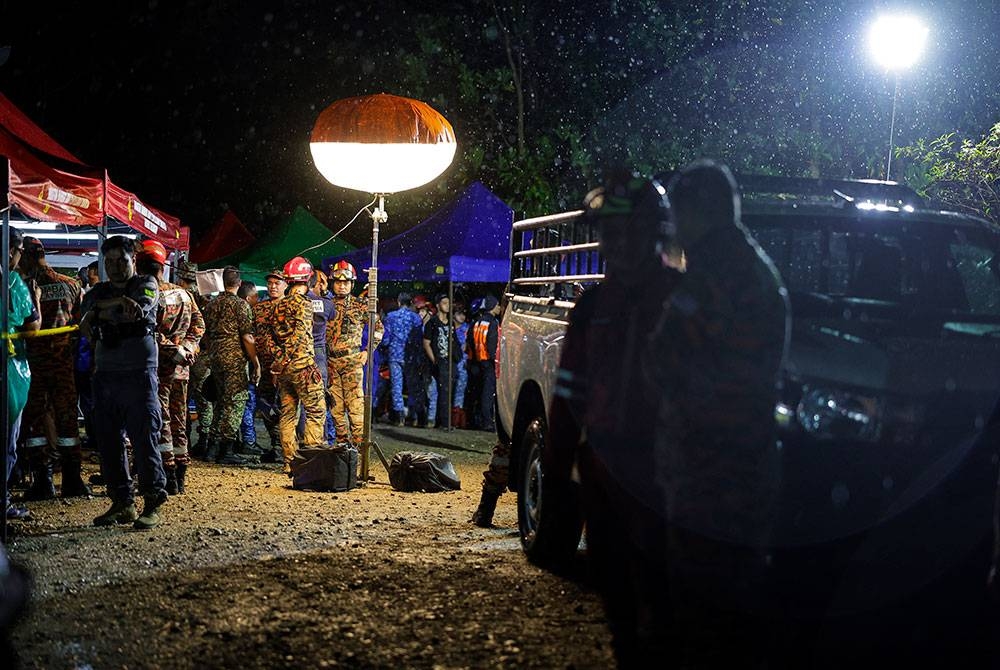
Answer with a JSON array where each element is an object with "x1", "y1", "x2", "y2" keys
[{"x1": 509, "y1": 211, "x2": 605, "y2": 297}]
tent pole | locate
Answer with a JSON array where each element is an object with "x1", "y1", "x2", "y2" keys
[
  {"x1": 447, "y1": 278, "x2": 453, "y2": 431},
  {"x1": 2, "y1": 203, "x2": 10, "y2": 543}
]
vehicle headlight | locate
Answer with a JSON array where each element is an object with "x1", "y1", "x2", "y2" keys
[{"x1": 795, "y1": 385, "x2": 883, "y2": 442}]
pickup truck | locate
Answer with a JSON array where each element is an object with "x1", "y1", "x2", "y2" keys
[{"x1": 496, "y1": 175, "x2": 1000, "y2": 614}]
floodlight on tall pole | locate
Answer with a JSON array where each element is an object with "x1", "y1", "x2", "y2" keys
[
  {"x1": 868, "y1": 14, "x2": 928, "y2": 181},
  {"x1": 310, "y1": 93, "x2": 456, "y2": 483}
]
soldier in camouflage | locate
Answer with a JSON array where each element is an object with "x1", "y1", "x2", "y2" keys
[
  {"x1": 137, "y1": 241, "x2": 205, "y2": 495},
  {"x1": 17, "y1": 236, "x2": 90, "y2": 500},
  {"x1": 200, "y1": 267, "x2": 261, "y2": 465},
  {"x1": 178, "y1": 261, "x2": 217, "y2": 458},
  {"x1": 253, "y1": 270, "x2": 286, "y2": 462},
  {"x1": 326, "y1": 260, "x2": 383, "y2": 448},
  {"x1": 645, "y1": 161, "x2": 789, "y2": 667},
  {"x1": 270, "y1": 257, "x2": 326, "y2": 473}
]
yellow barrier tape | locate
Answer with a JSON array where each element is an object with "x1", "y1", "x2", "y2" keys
[{"x1": 2, "y1": 324, "x2": 80, "y2": 340}]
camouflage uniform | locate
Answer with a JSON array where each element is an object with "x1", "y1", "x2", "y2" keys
[
  {"x1": 20, "y1": 266, "x2": 83, "y2": 481},
  {"x1": 269, "y1": 291, "x2": 326, "y2": 467},
  {"x1": 154, "y1": 280, "x2": 204, "y2": 467},
  {"x1": 189, "y1": 290, "x2": 215, "y2": 444},
  {"x1": 327, "y1": 294, "x2": 382, "y2": 446},
  {"x1": 382, "y1": 306, "x2": 424, "y2": 417},
  {"x1": 252, "y1": 298, "x2": 281, "y2": 450},
  {"x1": 202, "y1": 292, "x2": 254, "y2": 441}
]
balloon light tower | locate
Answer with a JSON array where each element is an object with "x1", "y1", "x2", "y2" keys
[{"x1": 310, "y1": 93, "x2": 457, "y2": 482}]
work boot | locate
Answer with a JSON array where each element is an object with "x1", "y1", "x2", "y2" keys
[
  {"x1": 239, "y1": 440, "x2": 265, "y2": 456},
  {"x1": 472, "y1": 484, "x2": 503, "y2": 528},
  {"x1": 93, "y1": 499, "x2": 138, "y2": 526},
  {"x1": 190, "y1": 433, "x2": 210, "y2": 460},
  {"x1": 164, "y1": 465, "x2": 178, "y2": 495},
  {"x1": 24, "y1": 462, "x2": 57, "y2": 501},
  {"x1": 59, "y1": 457, "x2": 93, "y2": 498},
  {"x1": 133, "y1": 491, "x2": 168, "y2": 530},
  {"x1": 175, "y1": 462, "x2": 188, "y2": 494},
  {"x1": 216, "y1": 439, "x2": 254, "y2": 466},
  {"x1": 260, "y1": 449, "x2": 281, "y2": 464},
  {"x1": 202, "y1": 437, "x2": 221, "y2": 463}
]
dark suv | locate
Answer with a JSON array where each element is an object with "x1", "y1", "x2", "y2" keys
[{"x1": 501, "y1": 175, "x2": 1000, "y2": 623}]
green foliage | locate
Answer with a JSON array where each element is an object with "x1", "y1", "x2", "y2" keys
[{"x1": 897, "y1": 123, "x2": 1000, "y2": 225}]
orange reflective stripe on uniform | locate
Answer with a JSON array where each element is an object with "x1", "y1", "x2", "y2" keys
[{"x1": 471, "y1": 321, "x2": 490, "y2": 361}]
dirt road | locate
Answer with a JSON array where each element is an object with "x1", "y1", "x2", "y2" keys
[{"x1": 6, "y1": 426, "x2": 612, "y2": 669}]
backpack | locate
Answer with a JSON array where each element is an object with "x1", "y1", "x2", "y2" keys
[{"x1": 388, "y1": 451, "x2": 461, "y2": 492}]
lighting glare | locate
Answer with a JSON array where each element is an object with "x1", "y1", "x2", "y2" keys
[
  {"x1": 869, "y1": 15, "x2": 928, "y2": 70},
  {"x1": 10, "y1": 221, "x2": 59, "y2": 230},
  {"x1": 26, "y1": 232, "x2": 138, "y2": 241},
  {"x1": 310, "y1": 142, "x2": 457, "y2": 194}
]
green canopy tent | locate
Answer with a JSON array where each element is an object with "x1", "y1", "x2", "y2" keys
[{"x1": 206, "y1": 205, "x2": 355, "y2": 286}]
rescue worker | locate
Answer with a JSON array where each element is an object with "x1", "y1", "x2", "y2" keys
[
  {"x1": 303, "y1": 270, "x2": 336, "y2": 445},
  {"x1": 270, "y1": 257, "x2": 326, "y2": 472},
  {"x1": 201, "y1": 266, "x2": 261, "y2": 465},
  {"x1": 326, "y1": 260, "x2": 382, "y2": 448},
  {"x1": 646, "y1": 160, "x2": 789, "y2": 667},
  {"x1": 381, "y1": 292, "x2": 424, "y2": 426},
  {"x1": 80, "y1": 235, "x2": 168, "y2": 530},
  {"x1": 237, "y1": 280, "x2": 264, "y2": 456},
  {"x1": 137, "y1": 240, "x2": 204, "y2": 495},
  {"x1": 467, "y1": 295, "x2": 501, "y2": 432},
  {"x1": 16, "y1": 235, "x2": 89, "y2": 500},
  {"x1": 423, "y1": 294, "x2": 460, "y2": 430},
  {"x1": 541, "y1": 172, "x2": 683, "y2": 666},
  {"x1": 405, "y1": 294, "x2": 432, "y2": 427},
  {"x1": 253, "y1": 270, "x2": 286, "y2": 462}
]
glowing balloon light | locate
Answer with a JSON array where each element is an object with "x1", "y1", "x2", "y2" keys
[
  {"x1": 310, "y1": 93, "x2": 457, "y2": 194},
  {"x1": 868, "y1": 15, "x2": 928, "y2": 71}
]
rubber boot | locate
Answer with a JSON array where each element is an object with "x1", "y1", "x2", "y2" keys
[
  {"x1": 217, "y1": 439, "x2": 253, "y2": 466},
  {"x1": 472, "y1": 484, "x2": 503, "y2": 528},
  {"x1": 24, "y1": 458, "x2": 57, "y2": 501},
  {"x1": 133, "y1": 490, "x2": 167, "y2": 530},
  {"x1": 175, "y1": 462, "x2": 188, "y2": 494},
  {"x1": 164, "y1": 464, "x2": 178, "y2": 496},
  {"x1": 239, "y1": 440, "x2": 265, "y2": 456},
  {"x1": 93, "y1": 498, "x2": 138, "y2": 526},
  {"x1": 190, "y1": 433, "x2": 210, "y2": 460},
  {"x1": 59, "y1": 456, "x2": 93, "y2": 498},
  {"x1": 202, "y1": 437, "x2": 221, "y2": 463}
]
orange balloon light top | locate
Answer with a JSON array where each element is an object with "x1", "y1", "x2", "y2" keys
[{"x1": 311, "y1": 93, "x2": 456, "y2": 145}]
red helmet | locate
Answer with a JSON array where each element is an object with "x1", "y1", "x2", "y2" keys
[
  {"x1": 283, "y1": 256, "x2": 313, "y2": 283},
  {"x1": 329, "y1": 260, "x2": 357, "y2": 282},
  {"x1": 412, "y1": 294, "x2": 429, "y2": 309},
  {"x1": 137, "y1": 239, "x2": 168, "y2": 265}
]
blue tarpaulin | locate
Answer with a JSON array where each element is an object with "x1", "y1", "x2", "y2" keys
[{"x1": 323, "y1": 181, "x2": 513, "y2": 283}]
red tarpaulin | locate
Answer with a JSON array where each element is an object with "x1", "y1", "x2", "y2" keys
[
  {"x1": 189, "y1": 209, "x2": 255, "y2": 263},
  {"x1": 0, "y1": 92, "x2": 84, "y2": 165}
]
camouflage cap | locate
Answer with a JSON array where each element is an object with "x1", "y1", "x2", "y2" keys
[{"x1": 176, "y1": 260, "x2": 198, "y2": 281}]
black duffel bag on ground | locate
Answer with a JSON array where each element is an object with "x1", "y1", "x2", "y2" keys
[
  {"x1": 291, "y1": 446, "x2": 358, "y2": 492},
  {"x1": 388, "y1": 451, "x2": 461, "y2": 493}
]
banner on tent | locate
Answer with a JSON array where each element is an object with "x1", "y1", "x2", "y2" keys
[
  {"x1": 7, "y1": 159, "x2": 105, "y2": 226},
  {"x1": 106, "y1": 180, "x2": 187, "y2": 250}
]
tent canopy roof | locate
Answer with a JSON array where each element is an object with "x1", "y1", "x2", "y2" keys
[{"x1": 323, "y1": 181, "x2": 512, "y2": 283}]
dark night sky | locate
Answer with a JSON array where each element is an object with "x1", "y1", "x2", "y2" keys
[{"x1": 2, "y1": 1, "x2": 998, "y2": 247}]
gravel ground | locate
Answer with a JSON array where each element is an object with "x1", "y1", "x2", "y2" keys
[{"x1": 4, "y1": 425, "x2": 613, "y2": 669}]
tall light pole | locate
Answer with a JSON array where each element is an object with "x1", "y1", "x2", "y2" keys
[
  {"x1": 310, "y1": 93, "x2": 456, "y2": 483},
  {"x1": 868, "y1": 14, "x2": 928, "y2": 181}
]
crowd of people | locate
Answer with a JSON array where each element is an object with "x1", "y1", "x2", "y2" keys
[{"x1": 3, "y1": 233, "x2": 503, "y2": 529}]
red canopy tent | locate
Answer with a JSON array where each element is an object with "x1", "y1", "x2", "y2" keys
[
  {"x1": 0, "y1": 92, "x2": 189, "y2": 251},
  {"x1": 188, "y1": 208, "x2": 254, "y2": 264}
]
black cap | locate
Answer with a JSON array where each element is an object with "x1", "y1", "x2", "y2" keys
[{"x1": 23, "y1": 236, "x2": 45, "y2": 256}]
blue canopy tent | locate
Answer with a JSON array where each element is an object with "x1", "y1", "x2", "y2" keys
[
  {"x1": 322, "y1": 181, "x2": 513, "y2": 432},
  {"x1": 322, "y1": 181, "x2": 513, "y2": 283}
]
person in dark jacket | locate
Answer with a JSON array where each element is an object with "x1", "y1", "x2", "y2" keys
[{"x1": 466, "y1": 295, "x2": 501, "y2": 432}]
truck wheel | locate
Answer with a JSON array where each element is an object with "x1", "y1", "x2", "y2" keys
[{"x1": 517, "y1": 418, "x2": 584, "y2": 570}]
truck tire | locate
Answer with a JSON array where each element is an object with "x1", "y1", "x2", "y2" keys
[{"x1": 517, "y1": 418, "x2": 584, "y2": 570}]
